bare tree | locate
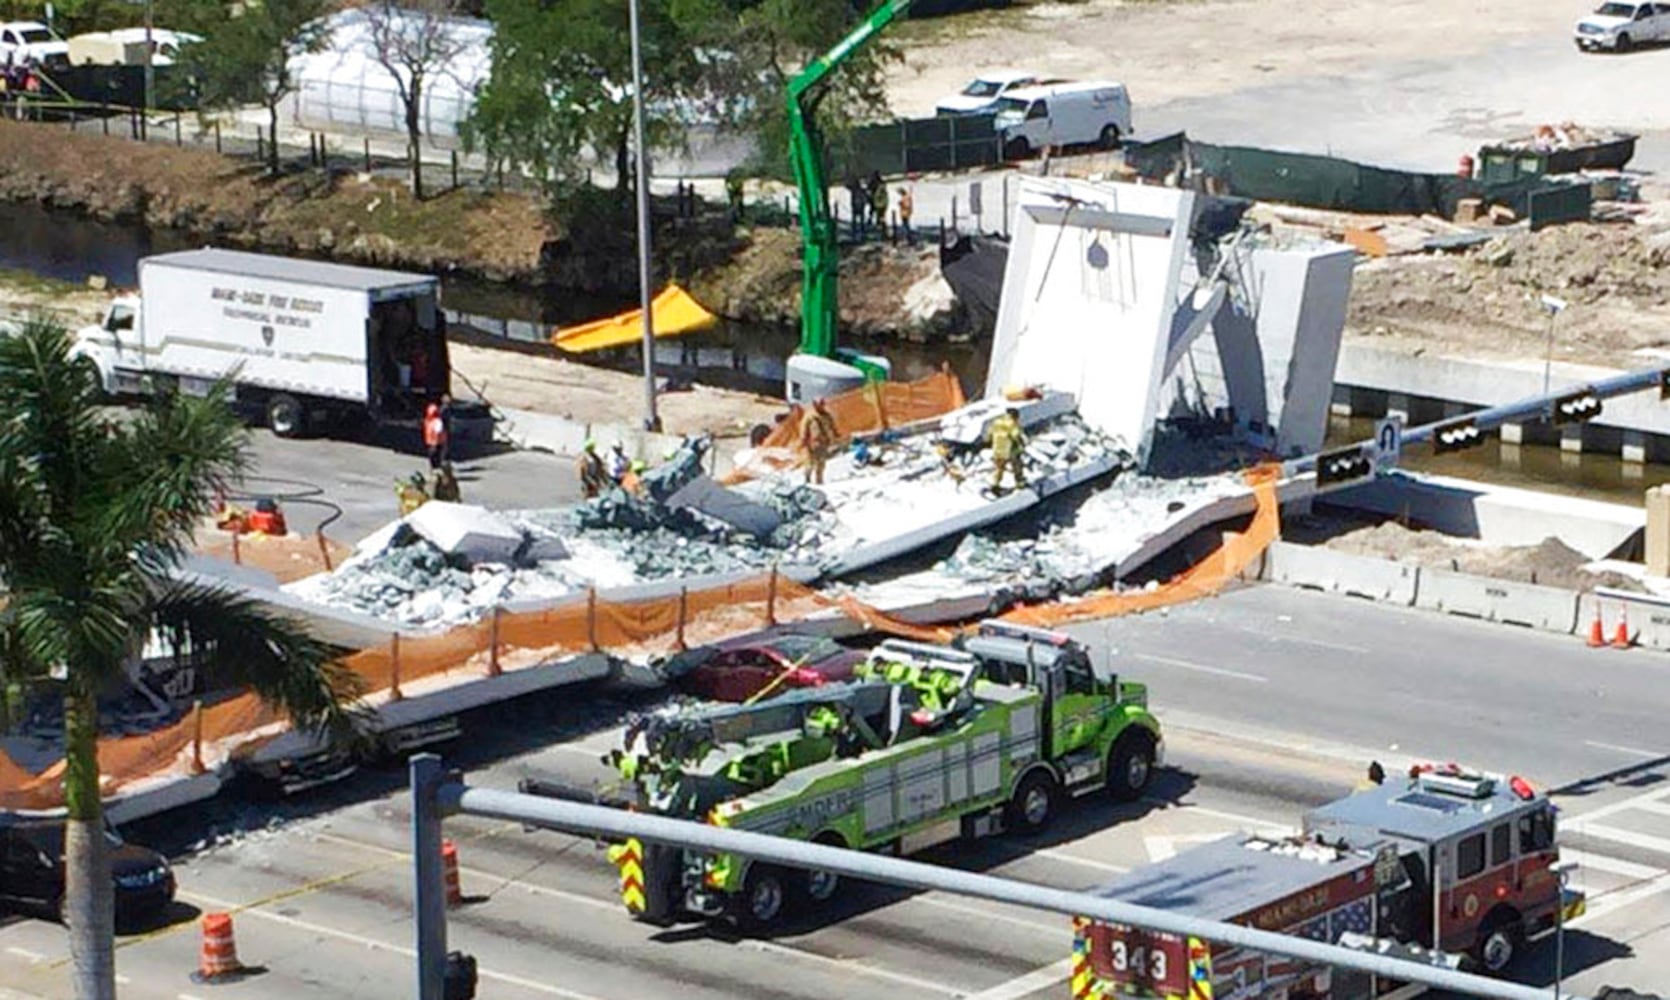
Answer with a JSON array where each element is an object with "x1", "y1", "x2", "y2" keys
[{"x1": 361, "y1": 0, "x2": 471, "y2": 199}]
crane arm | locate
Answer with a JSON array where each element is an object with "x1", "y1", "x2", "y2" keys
[{"x1": 787, "y1": 0, "x2": 912, "y2": 360}]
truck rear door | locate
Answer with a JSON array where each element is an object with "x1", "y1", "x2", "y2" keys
[{"x1": 1085, "y1": 923, "x2": 1188, "y2": 998}]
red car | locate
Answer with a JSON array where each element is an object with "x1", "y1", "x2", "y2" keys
[{"x1": 678, "y1": 633, "x2": 864, "y2": 702}]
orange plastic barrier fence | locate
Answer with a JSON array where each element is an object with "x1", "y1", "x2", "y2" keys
[
  {"x1": 999, "y1": 465, "x2": 1281, "y2": 628},
  {"x1": 0, "y1": 465, "x2": 1278, "y2": 812},
  {"x1": 195, "y1": 527, "x2": 350, "y2": 585},
  {"x1": 726, "y1": 368, "x2": 966, "y2": 483}
]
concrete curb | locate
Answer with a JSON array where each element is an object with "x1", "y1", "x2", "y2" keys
[{"x1": 1260, "y1": 539, "x2": 1592, "y2": 638}]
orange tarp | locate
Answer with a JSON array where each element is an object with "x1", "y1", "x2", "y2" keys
[{"x1": 1, "y1": 465, "x2": 1281, "y2": 812}]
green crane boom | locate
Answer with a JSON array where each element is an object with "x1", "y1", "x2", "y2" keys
[{"x1": 787, "y1": 0, "x2": 912, "y2": 363}]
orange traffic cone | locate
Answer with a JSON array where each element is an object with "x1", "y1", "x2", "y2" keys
[
  {"x1": 1587, "y1": 602, "x2": 1606, "y2": 648},
  {"x1": 1612, "y1": 606, "x2": 1633, "y2": 649},
  {"x1": 442, "y1": 838, "x2": 463, "y2": 907},
  {"x1": 194, "y1": 912, "x2": 244, "y2": 981}
]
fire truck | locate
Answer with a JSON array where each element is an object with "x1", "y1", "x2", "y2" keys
[
  {"x1": 1072, "y1": 763, "x2": 1587, "y2": 1000},
  {"x1": 578, "y1": 622, "x2": 1161, "y2": 930}
]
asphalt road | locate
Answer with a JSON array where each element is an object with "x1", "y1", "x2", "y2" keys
[
  {"x1": 4, "y1": 582, "x2": 1670, "y2": 999},
  {"x1": 237, "y1": 426, "x2": 582, "y2": 543}
]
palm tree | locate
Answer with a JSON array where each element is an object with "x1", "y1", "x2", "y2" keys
[{"x1": 0, "y1": 317, "x2": 360, "y2": 1000}]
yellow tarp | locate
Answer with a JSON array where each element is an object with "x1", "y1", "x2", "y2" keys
[{"x1": 552, "y1": 284, "x2": 719, "y2": 353}]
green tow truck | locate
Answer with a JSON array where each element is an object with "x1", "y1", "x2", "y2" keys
[{"x1": 601, "y1": 621, "x2": 1162, "y2": 929}]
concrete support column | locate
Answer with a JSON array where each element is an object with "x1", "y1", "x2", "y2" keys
[
  {"x1": 1560, "y1": 423, "x2": 1585, "y2": 454},
  {"x1": 1499, "y1": 422, "x2": 1525, "y2": 445},
  {"x1": 1499, "y1": 442, "x2": 1523, "y2": 467},
  {"x1": 1329, "y1": 385, "x2": 1354, "y2": 418},
  {"x1": 1385, "y1": 392, "x2": 1411, "y2": 422},
  {"x1": 1622, "y1": 429, "x2": 1648, "y2": 465}
]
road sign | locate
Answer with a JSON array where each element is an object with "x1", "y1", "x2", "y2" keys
[{"x1": 1374, "y1": 416, "x2": 1402, "y2": 472}]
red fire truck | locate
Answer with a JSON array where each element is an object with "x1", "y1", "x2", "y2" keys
[{"x1": 1071, "y1": 763, "x2": 1587, "y2": 1000}]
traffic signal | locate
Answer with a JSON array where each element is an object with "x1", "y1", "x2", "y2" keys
[
  {"x1": 1552, "y1": 389, "x2": 1602, "y2": 425},
  {"x1": 1432, "y1": 418, "x2": 1484, "y2": 454},
  {"x1": 1315, "y1": 445, "x2": 1374, "y2": 488}
]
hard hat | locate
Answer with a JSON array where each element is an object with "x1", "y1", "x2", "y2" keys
[
  {"x1": 583, "y1": 439, "x2": 596, "y2": 451},
  {"x1": 631, "y1": 459, "x2": 647, "y2": 472},
  {"x1": 612, "y1": 441, "x2": 625, "y2": 451}
]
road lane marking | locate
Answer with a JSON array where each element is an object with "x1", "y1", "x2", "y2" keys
[
  {"x1": 315, "y1": 829, "x2": 985, "y2": 996},
  {"x1": 1145, "y1": 799, "x2": 1293, "y2": 833},
  {"x1": 1571, "y1": 871, "x2": 1670, "y2": 926},
  {"x1": 1634, "y1": 799, "x2": 1670, "y2": 818},
  {"x1": 1558, "y1": 784, "x2": 1670, "y2": 825},
  {"x1": 178, "y1": 889, "x2": 607, "y2": 1000},
  {"x1": 961, "y1": 958, "x2": 1073, "y2": 1000},
  {"x1": 1583, "y1": 740, "x2": 1667, "y2": 760},
  {"x1": 5, "y1": 946, "x2": 45, "y2": 961},
  {"x1": 1572, "y1": 822, "x2": 1670, "y2": 856},
  {"x1": 745, "y1": 940, "x2": 961, "y2": 997},
  {"x1": 1130, "y1": 653, "x2": 1267, "y2": 683},
  {"x1": 1260, "y1": 634, "x2": 1370, "y2": 656},
  {"x1": 912, "y1": 896, "x2": 1060, "y2": 935},
  {"x1": 115, "y1": 975, "x2": 130, "y2": 985},
  {"x1": 1035, "y1": 849, "x2": 1128, "y2": 874},
  {"x1": 1561, "y1": 849, "x2": 1663, "y2": 881}
]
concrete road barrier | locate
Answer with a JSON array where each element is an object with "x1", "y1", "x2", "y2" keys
[
  {"x1": 1585, "y1": 588, "x2": 1670, "y2": 650},
  {"x1": 1415, "y1": 568, "x2": 1579, "y2": 633},
  {"x1": 1264, "y1": 540, "x2": 1420, "y2": 605}
]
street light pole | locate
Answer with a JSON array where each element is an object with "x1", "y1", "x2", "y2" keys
[
  {"x1": 628, "y1": 0, "x2": 660, "y2": 433},
  {"x1": 142, "y1": 0, "x2": 154, "y2": 139}
]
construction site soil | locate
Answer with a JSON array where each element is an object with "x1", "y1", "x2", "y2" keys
[
  {"x1": 1346, "y1": 217, "x2": 1670, "y2": 367},
  {"x1": 1292, "y1": 511, "x2": 1647, "y2": 593}
]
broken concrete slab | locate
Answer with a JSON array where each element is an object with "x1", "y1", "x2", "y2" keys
[
  {"x1": 665, "y1": 476, "x2": 784, "y2": 538},
  {"x1": 405, "y1": 502, "x2": 524, "y2": 565}
]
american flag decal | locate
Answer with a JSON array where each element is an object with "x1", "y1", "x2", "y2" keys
[{"x1": 1329, "y1": 897, "x2": 1375, "y2": 941}]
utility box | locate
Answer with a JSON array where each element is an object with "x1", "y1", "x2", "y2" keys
[{"x1": 1646, "y1": 485, "x2": 1670, "y2": 578}]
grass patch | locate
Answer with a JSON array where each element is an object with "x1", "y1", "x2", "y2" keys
[{"x1": 0, "y1": 267, "x2": 83, "y2": 296}]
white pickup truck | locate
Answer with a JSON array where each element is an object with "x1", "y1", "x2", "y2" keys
[
  {"x1": 0, "y1": 21, "x2": 68, "y2": 68},
  {"x1": 1574, "y1": 1, "x2": 1670, "y2": 50},
  {"x1": 73, "y1": 248, "x2": 492, "y2": 440}
]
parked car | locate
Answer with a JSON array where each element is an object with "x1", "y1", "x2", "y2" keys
[
  {"x1": 68, "y1": 27, "x2": 202, "y2": 67},
  {"x1": 0, "y1": 819, "x2": 175, "y2": 926},
  {"x1": 993, "y1": 80, "x2": 1132, "y2": 160},
  {"x1": 677, "y1": 632, "x2": 863, "y2": 702},
  {"x1": 0, "y1": 21, "x2": 69, "y2": 69},
  {"x1": 936, "y1": 69, "x2": 1040, "y2": 116},
  {"x1": 1574, "y1": 1, "x2": 1670, "y2": 50}
]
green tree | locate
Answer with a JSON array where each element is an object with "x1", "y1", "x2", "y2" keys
[
  {"x1": 0, "y1": 318, "x2": 358, "y2": 1000},
  {"x1": 361, "y1": 0, "x2": 473, "y2": 199},
  {"x1": 463, "y1": 0, "x2": 893, "y2": 194},
  {"x1": 176, "y1": 0, "x2": 331, "y2": 175}
]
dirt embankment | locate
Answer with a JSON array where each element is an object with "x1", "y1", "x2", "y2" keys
[
  {"x1": 690, "y1": 228, "x2": 964, "y2": 341},
  {"x1": 1347, "y1": 222, "x2": 1670, "y2": 366}
]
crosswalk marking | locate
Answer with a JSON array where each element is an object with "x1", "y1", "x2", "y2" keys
[{"x1": 1573, "y1": 822, "x2": 1670, "y2": 856}]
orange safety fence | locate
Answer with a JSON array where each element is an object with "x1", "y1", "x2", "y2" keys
[
  {"x1": 999, "y1": 465, "x2": 1281, "y2": 628},
  {"x1": 195, "y1": 527, "x2": 351, "y2": 585},
  {"x1": 725, "y1": 368, "x2": 966, "y2": 483},
  {"x1": 1, "y1": 465, "x2": 1278, "y2": 812}
]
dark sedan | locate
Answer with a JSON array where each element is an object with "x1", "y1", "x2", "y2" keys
[
  {"x1": 0, "y1": 820, "x2": 175, "y2": 927},
  {"x1": 677, "y1": 633, "x2": 863, "y2": 702}
]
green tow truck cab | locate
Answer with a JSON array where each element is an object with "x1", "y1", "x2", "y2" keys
[{"x1": 607, "y1": 621, "x2": 1161, "y2": 930}]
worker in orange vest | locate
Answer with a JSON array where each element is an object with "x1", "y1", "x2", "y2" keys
[
  {"x1": 247, "y1": 498, "x2": 287, "y2": 536},
  {"x1": 422, "y1": 400, "x2": 447, "y2": 470}
]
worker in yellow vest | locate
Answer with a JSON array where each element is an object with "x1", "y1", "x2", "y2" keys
[
  {"x1": 988, "y1": 407, "x2": 1027, "y2": 492},
  {"x1": 396, "y1": 473, "x2": 430, "y2": 515}
]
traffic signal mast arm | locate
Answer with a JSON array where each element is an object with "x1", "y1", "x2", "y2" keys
[{"x1": 787, "y1": 0, "x2": 912, "y2": 359}]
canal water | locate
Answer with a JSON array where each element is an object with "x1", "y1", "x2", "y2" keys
[
  {"x1": 0, "y1": 200, "x2": 989, "y2": 396},
  {"x1": 0, "y1": 200, "x2": 1660, "y2": 505}
]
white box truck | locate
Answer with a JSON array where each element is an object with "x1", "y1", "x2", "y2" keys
[{"x1": 73, "y1": 248, "x2": 491, "y2": 440}]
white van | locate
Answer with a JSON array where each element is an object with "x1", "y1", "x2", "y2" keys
[{"x1": 992, "y1": 81, "x2": 1132, "y2": 159}]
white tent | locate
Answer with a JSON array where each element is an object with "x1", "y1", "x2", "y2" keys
[{"x1": 289, "y1": 8, "x2": 492, "y2": 142}]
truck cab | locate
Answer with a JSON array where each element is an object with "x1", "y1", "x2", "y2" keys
[{"x1": 1304, "y1": 764, "x2": 1581, "y2": 973}]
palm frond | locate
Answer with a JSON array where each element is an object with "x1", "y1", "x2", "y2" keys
[{"x1": 149, "y1": 581, "x2": 366, "y2": 742}]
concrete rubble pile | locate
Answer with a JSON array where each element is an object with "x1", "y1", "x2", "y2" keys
[{"x1": 286, "y1": 411, "x2": 1133, "y2": 629}]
